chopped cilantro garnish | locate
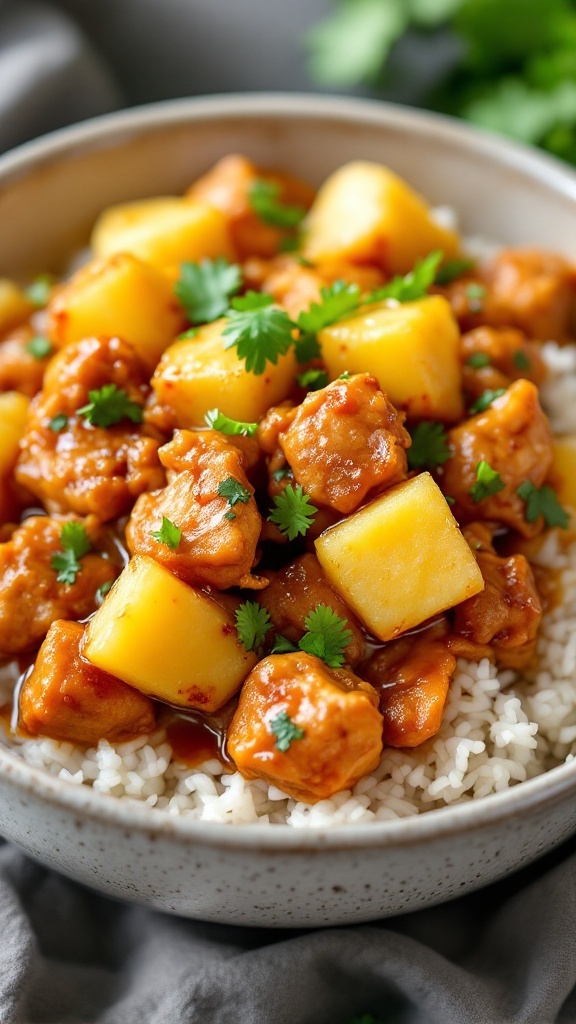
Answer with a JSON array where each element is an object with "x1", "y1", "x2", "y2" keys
[
  {"x1": 268, "y1": 484, "x2": 317, "y2": 540},
  {"x1": 466, "y1": 283, "x2": 487, "y2": 313},
  {"x1": 298, "y1": 604, "x2": 353, "y2": 668},
  {"x1": 26, "y1": 335, "x2": 53, "y2": 359},
  {"x1": 218, "y1": 477, "x2": 252, "y2": 512},
  {"x1": 407, "y1": 422, "x2": 451, "y2": 471},
  {"x1": 466, "y1": 352, "x2": 491, "y2": 369},
  {"x1": 295, "y1": 368, "x2": 330, "y2": 391},
  {"x1": 470, "y1": 461, "x2": 505, "y2": 504},
  {"x1": 271, "y1": 634, "x2": 298, "y2": 654},
  {"x1": 367, "y1": 250, "x2": 442, "y2": 304},
  {"x1": 269, "y1": 710, "x2": 305, "y2": 752},
  {"x1": 248, "y1": 179, "x2": 306, "y2": 229},
  {"x1": 513, "y1": 349, "x2": 531, "y2": 371},
  {"x1": 469, "y1": 388, "x2": 506, "y2": 414},
  {"x1": 298, "y1": 280, "x2": 361, "y2": 335},
  {"x1": 175, "y1": 257, "x2": 242, "y2": 325},
  {"x1": 445, "y1": 495, "x2": 456, "y2": 506},
  {"x1": 294, "y1": 331, "x2": 321, "y2": 364},
  {"x1": 96, "y1": 580, "x2": 113, "y2": 601},
  {"x1": 48, "y1": 413, "x2": 68, "y2": 433},
  {"x1": 205, "y1": 409, "x2": 258, "y2": 437},
  {"x1": 517, "y1": 481, "x2": 569, "y2": 529},
  {"x1": 50, "y1": 522, "x2": 92, "y2": 585},
  {"x1": 223, "y1": 292, "x2": 296, "y2": 375},
  {"x1": 178, "y1": 327, "x2": 199, "y2": 340},
  {"x1": 434, "y1": 257, "x2": 476, "y2": 285},
  {"x1": 25, "y1": 274, "x2": 53, "y2": 307},
  {"x1": 151, "y1": 516, "x2": 181, "y2": 550},
  {"x1": 271, "y1": 464, "x2": 293, "y2": 482},
  {"x1": 235, "y1": 601, "x2": 271, "y2": 652},
  {"x1": 338, "y1": 370, "x2": 351, "y2": 380},
  {"x1": 78, "y1": 384, "x2": 143, "y2": 428},
  {"x1": 278, "y1": 235, "x2": 301, "y2": 254}
]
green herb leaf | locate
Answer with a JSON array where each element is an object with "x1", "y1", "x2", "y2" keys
[
  {"x1": 466, "y1": 352, "x2": 491, "y2": 369},
  {"x1": 294, "y1": 332, "x2": 321, "y2": 364},
  {"x1": 517, "y1": 480, "x2": 569, "y2": 528},
  {"x1": 205, "y1": 409, "x2": 258, "y2": 437},
  {"x1": 269, "y1": 710, "x2": 305, "y2": 752},
  {"x1": 50, "y1": 522, "x2": 92, "y2": 585},
  {"x1": 178, "y1": 327, "x2": 199, "y2": 340},
  {"x1": 298, "y1": 280, "x2": 362, "y2": 335},
  {"x1": 249, "y1": 179, "x2": 306, "y2": 229},
  {"x1": 235, "y1": 601, "x2": 271, "y2": 652},
  {"x1": 465, "y1": 282, "x2": 487, "y2": 313},
  {"x1": 445, "y1": 495, "x2": 456, "y2": 506},
  {"x1": 26, "y1": 335, "x2": 53, "y2": 359},
  {"x1": 271, "y1": 634, "x2": 298, "y2": 654},
  {"x1": 96, "y1": 580, "x2": 113, "y2": 601},
  {"x1": 25, "y1": 274, "x2": 53, "y2": 308},
  {"x1": 338, "y1": 371, "x2": 351, "y2": 380},
  {"x1": 218, "y1": 476, "x2": 252, "y2": 509},
  {"x1": 77, "y1": 384, "x2": 143, "y2": 428},
  {"x1": 470, "y1": 461, "x2": 506, "y2": 503},
  {"x1": 151, "y1": 516, "x2": 181, "y2": 550},
  {"x1": 48, "y1": 413, "x2": 68, "y2": 433},
  {"x1": 434, "y1": 257, "x2": 476, "y2": 285},
  {"x1": 305, "y1": 0, "x2": 408, "y2": 86},
  {"x1": 268, "y1": 484, "x2": 317, "y2": 540},
  {"x1": 295, "y1": 368, "x2": 330, "y2": 391},
  {"x1": 513, "y1": 349, "x2": 531, "y2": 371},
  {"x1": 407, "y1": 422, "x2": 451, "y2": 470},
  {"x1": 298, "y1": 604, "x2": 353, "y2": 668},
  {"x1": 175, "y1": 258, "x2": 242, "y2": 325},
  {"x1": 469, "y1": 388, "x2": 506, "y2": 414},
  {"x1": 223, "y1": 292, "x2": 296, "y2": 375},
  {"x1": 271, "y1": 464, "x2": 293, "y2": 482},
  {"x1": 367, "y1": 251, "x2": 443, "y2": 304}
]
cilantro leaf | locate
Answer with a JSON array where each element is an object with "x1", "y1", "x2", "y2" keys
[
  {"x1": 298, "y1": 604, "x2": 353, "y2": 668},
  {"x1": 297, "y1": 280, "x2": 361, "y2": 335},
  {"x1": 235, "y1": 601, "x2": 271, "y2": 652},
  {"x1": 78, "y1": 384, "x2": 143, "y2": 428},
  {"x1": 48, "y1": 413, "x2": 68, "y2": 433},
  {"x1": 367, "y1": 251, "x2": 443, "y2": 304},
  {"x1": 466, "y1": 352, "x2": 491, "y2": 368},
  {"x1": 271, "y1": 634, "x2": 298, "y2": 654},
  {"x1": 50, "y1": 522, "x2": 92, "y2": 585},
  {"x1": 151, "y1": 516, "x2": 181, "y2": 550},
  {"x1": 465, "y1": 283, "x2": 487, "y2": 313},
  {"x1": 96, "y1": 580, "x2": 113, "y2": 602},
  {"x1": 338, "y1": 371, "x2": 351, "y2": 380},
  {"x1": 268, "y1": 484, "x2": 317, "y2": 540},
  {"x1": 517, "y1": 480, "x2": 569, "y2": 528},
  {"x1": 25, "y1": 274, "x2": 53, "y2": 308},
  {"x1": 294, "y1": 332, "x2": 321, "y2": 364},
  {"x1": 469, "y1": 388, "x2": 506, "y2": 414},
  {"x1": 407, "y1": 422, "x2": 451, "y2": 470},
  {"x1": 513, "y1": 350, "x2": 531, "y2": 371},
  {"x1": 470, "y1": 461, "x2": 506, "y2": 503},
  {"x1": 26, "y1": 335, "x2": 53, "y2": 359},
  {"x1": 178, "y1": 327, "x2": 199, "y2": 340},
  {"x1": 223, "y1": 292, "x2": 296, "y2": 375},
  {"x1": 434, "y1": 257, "x2": 476, "y2": 285},
  {"x1": 295, "y1": 368, "x2": 330, "y2": 391},
  {"x1": 218, "y1": 477, "x2": 252, "y2": 511},
  {"x1": 248, "y1": 180, "x2": 306, "y2": 229},
  {"x1": 205, "y1": 409, "x2": 258, "y2": 437},
  {"x1": 175, "y1": 258, "x2": 242, "y2": 324},
  {"x1": 269, "y1": 710, "x2": 305, "y2": 753},
  {"x1": 271, "y1": 464, "x2": 293, "y2": 483}
]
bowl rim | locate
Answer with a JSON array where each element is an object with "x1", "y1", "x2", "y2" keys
[{"x1": 2, "y1": 91, "x2": 576, "y2": 852}]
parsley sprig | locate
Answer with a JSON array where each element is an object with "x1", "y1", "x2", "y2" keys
[
  {"x1": 367, "y1": 250, "x2": 442, "y2": 304},
  {"x1": 218, "y1": 476, "x2": 252, "y2": 520},
  {"x1": 269, "y1": 710, "x2": 305, "y2": 753},
  {"x1": 223, "y1": 292, "x2": 296, "y2": 375},
  {"x1": 268, "y1": 484, "x2": 318, "y2": 540},
  {"x1": 151, "y1": 516, "x2": 181, "y2": 550},
  {"x1": 470, "y1": 461, "x2": 505, "y2": 504},
  {"x1": 235, "y1": 601, "x2": 272, "y2": 652},
  {"x1": 249, "y1": 179, "x2": 306, "y2": 229},
  {"x1": 51, "y1": 522, "x2": 92, "y2": 585},
  {"x1": 272, "y1": 604, "x2": 353, "y2": 668},
  {"x1": 295, "y1": 280, "x2": 361, "y2": 362},
  {"x1": 517, "y1": 481, "x2": 569, "y2": 529},
  {"x1": 175, "y1": 258, "x2": 242, "y2": 324},
  {"x1": 407, "y1": 422, "x2": 451, "y2": 471},
  {"x1": 205, "y1": 409, "x2": 258, "y2": 437},
  {"x1": 78, "y1": 384, "x2": 143, "y2": 429}
]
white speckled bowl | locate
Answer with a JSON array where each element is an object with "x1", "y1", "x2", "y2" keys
[{"x1": 2, "y1": 95, "x2": 576, "y2": 927}]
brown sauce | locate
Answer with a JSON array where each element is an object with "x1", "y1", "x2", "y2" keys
[{"x1": 162, "y1": 709, "x2": 233, "y2": 770}]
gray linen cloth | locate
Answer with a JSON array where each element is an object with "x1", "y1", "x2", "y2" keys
[{"x1": 1, "y1": 3, "x2": 576, "y2": 1022}]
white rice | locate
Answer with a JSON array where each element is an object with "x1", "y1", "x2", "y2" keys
[{"x1": 2, "y1": 343, "x2": 576, "y2": 828}]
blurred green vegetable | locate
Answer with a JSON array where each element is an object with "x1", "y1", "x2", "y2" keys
[{"x1": 305, "y1": 0, "x2": 576, "y2": 164}]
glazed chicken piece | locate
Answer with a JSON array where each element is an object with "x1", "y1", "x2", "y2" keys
[
  {"x1": 258, "y1": 553, "x2": 365, "y2": 666},
  {"x1": 449, "y1": 523, "x2": 542, "y2": 670},
  {"x1": 483, "y1": 248, "x2": 575, "y2": 341},
  {"x1": 227, "y1": 652, "x2": 383, "y2": 802},
  {"x1": 243, "y1": 254, "x2": 385, "y2": 319},
  {"x1": 461, "y1": 326, "x2": 546, "y2": 400},
  {"x1": 278, "y1": 373, "x2": 410, "y2": 515},
  {"x1": 15, "y1": 336, "x2": 164, "y2": 521},
  {"x1": 187, "y1": 153, "x2": 315, "y2": 260},
  {"x1": 126, "y1": 429, "x2": 263, "y2": 590},
  {"x1": 441, "y1": 379, "x2": 554, "y2": 537},
  {"x1": 0, "y1": 326, "x2": 52, "y2": 398},
  {"x1": 19, "y1": 619, "x2": 156, "y2": 745},
  {"x1": 362, "y1": 621, "x2": 456, "y2": 747},
  {"x1": 0, "y1": 515, "x2": 117, "y2": 658}
]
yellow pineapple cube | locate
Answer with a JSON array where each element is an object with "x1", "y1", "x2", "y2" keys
[
  {"x1": 152, "y1": 318, "x2": 298, "y2": 426},
  {"x1": 315, "y1": 472, "x2": 483, "y2": 642},
  {"x1": 46, "y1": 253, "x2": 183, "y2": 371},
  {"x1": 83, "y1": 555, "x2": 256, "y2": 712},
  {"x1": 0, "y1": 280, "x2": 33, "y2": 334},
  {"x1": 303, "y1": 161, "x2": 460, "y2": 273},
  {"x1": 91, "y1": 197, "x2": 234, "y2": 269},
  {"x1": 319, "y1": 295, "x2": 463, "y2": 421},
  {"x1": 0, "y1": 391, "x2": 29, "y2": 477},
  {"x1": 549, "y1": 437, "x2": 576, "y2": 509}
]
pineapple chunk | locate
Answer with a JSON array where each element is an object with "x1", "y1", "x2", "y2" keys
[
  {"x1": 83, "y1": 555, "x2": 257, "y2": 712},
  {"x1": 549, "y1": 437, "x2": 576, "y2": 509},
  {"x1": 0, "y1": 280, "x2": 33, "y2": 334},
  {"x1": 46, "y1": 254, "x2": 183, "y2": 370},
  {"x1": 319, "y1": 295, "x2": 463, "y2": 421},
  {"x1": 91, "y1": 197, "x2": 234, "y2": 269},
  {"x1": 315, "y1": 472, "x2": 483, "y2": 642},
  {"x1": 0, "y1": 391, "x2": 29, "y2": 477},
  {"x1": 303, "y1": 161, "x2": 459, "y2": 273},
  {"x1": 152, "y1": 318, "x2": 298, "y2": 426}
]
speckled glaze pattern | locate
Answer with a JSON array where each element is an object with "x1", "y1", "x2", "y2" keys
[{"x1": 2, "y1": 95, "x2": 576, "y2": 927}]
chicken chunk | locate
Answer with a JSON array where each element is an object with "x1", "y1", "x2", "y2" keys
[
  {"x1": 450, "y1": 523, "x2": 542, "y2": 669},
  {"x1": 279, "y1": 374, "x2": 410, "y2": 514},
  {"x1": 227, "y1": 652, "x2": 383, "y2": 802},
  {"x1": 441, "y1": 380, "x2": 554, "y2": 536},
  {"x1": 461, "y1": 326, "x2": 546, "y2": 400},
  {"x1": 0, "y1": 326, "x2": 52, "y2": 398},
  {"x1": 0, "y1": 515, "x2": 117, "y2": 658},
  {"x1": 362, "y1": 621, "x2": 455, "y2": 747},
  {"x1": 258, "y1": 553, "x2": 365, "y2": 666},
  {"x1": 483, "y1": 248, "x2": 575, "y2": 341},
  {"x1": 126, "y1": 429, "x2": 263, "y2": 590},
  {"x1": 19, "y1": 620, "x2": 156, "y2": 745},
  {"x1": 15, "y1": 336, "x2": 164, "y2": 520},
  {"x1": 243, "y1": 255, "x2": 385, "y2": 319}
]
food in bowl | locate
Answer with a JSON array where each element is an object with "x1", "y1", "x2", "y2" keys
[{"x1": 1, "y1": 152, "x2": 575, "y2": 827}]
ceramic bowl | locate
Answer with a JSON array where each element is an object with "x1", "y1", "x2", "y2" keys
[{"x1": 1, "y1": 95, "x2": 576, "y2": 928}]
